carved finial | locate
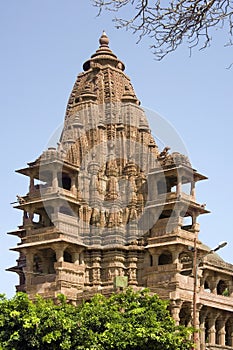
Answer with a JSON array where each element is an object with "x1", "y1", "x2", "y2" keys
[{"x1": 99, "y1": 30, "x2": 109, "y2": 48}]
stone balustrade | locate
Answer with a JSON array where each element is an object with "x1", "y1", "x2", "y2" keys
[{"x1": 51, "y1": 212, "x2": 81, "y2": 238}]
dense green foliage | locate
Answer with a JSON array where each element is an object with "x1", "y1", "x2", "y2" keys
[{"x1": 0, "y1": 289, "x2": 193, "y2": 349}]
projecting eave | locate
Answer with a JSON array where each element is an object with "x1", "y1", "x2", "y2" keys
[
  {"x1": 7, "y1": 228, "x2": 25, "y2": 237},
  {"x1": 148, "y1": 164, "x2": 208, "y2": 182},
  {"x1": 146, "y1": 241, "x2": 183, "y2": 249},
  {"x1": 16, "y1": 159, "x2": 80, "y2": 179},
  {"x1": 145, "y1": 198, "x2": 210, "y2": 215},
  {"x1": 6, "y1": 266, "x2": 21, "y2": 273},
  {"x1": 145, "y1": 238, "x2": 210, "y2": 250},
  {"x1": 202, "y1": 261, "x2": 233, "y2": 276},
  {"x1": 10, "y1": 238, "x2": 87, "y2": 251},
  {"x1": 193, "y1": 171, "x2": 208, "y2": 182},
  {"x1": 16, "y1": 165, "x2": 37, "y2": 177}
]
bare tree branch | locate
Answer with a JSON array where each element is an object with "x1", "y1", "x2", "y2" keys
[{"x1": 93, "y1": 0, "x2": 233, "y2": 59}]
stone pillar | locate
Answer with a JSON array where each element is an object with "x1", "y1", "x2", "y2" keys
[
  {"x1": 176, "y1": 167, "x2": 184, "y2": 197},
  {"x1": 191, "y1": 181, "x2": 196, "y2": 200},
  {"x1": 41, "y1": 251, "x2": 50, "y2": 274},
  {"x1": 56, "y1": 248, "x2": 64, "y2": 263},
  {"x1": 26, "y1": 251, "x2": 34, "y2": 273},
  {"x1": 23, "y1": 211, "x2": 33, "y2": 229},
  {"x1": 149, "y1": 249, "x2": 158, "y2": 266},
  {"x1": 199, "y1": 276, "x2": 205, "y2": 292},
  {"x1": 147, "y1": 172, "x2": 158, "y2": 201},
  {"x1": 208, "y1": 318, "x2": 216, "y2": 345},
  {"x1": 191, "y1": 213, "x2": 197, "y2": 229},
  {"x1": 29, "y1": 175, "x2": 35, "y2": 192},
  {"x1": 24, "y1": 210, "x2": 34, "y2": 231},
  {"x1": 176, "y1": 179, "x2": 182, "y2": 196},
  {"x1": 218, "y1": 320, "x2": 226, "y2": 346},
  {"x1": 79, "y1": 252, "x2": 84, "y2": 265},
  {"x1": 25, "y1": 250, "x2": 35, "y2": 289},
  {"x1": 191, "y1": 302, "x2": 202, "y2": 350},
  {"x1": 71, "y1": 173, "x2": 77, "y2": 196},
  {"x1": 170, "y1": 300, "x2": 182, "y2": 326},
  {"x1": 29, "y1": 211, "x2": 34, "y2": 222},
  {"x1": 52, "y1": 169, "x2": 58, "y2": 190},
  {"x1": 230, "y1": 331, "x2": 233, "y2": 347},
  {"x1": 228, "y1": 279, "x2": 233, "y2": 297},
  {"x1": 195, "y1": 306, "x2": 201, "y2": 350},
  {"x1": 91, "y1": 252, "x2": 101, "y2": 285},
  {"x1": 199, "y1": 320, "x2": 206, "y2": 350},
  {"x1": 172, "y1": 250, "x2": 180, "y2": 265},
  {"x1": 210, "y1": 278, "x2": 217, "y2": 294},
  {"x1": 127, "y1": 253, "x2": 138, "y2": 286},
  {"x1": 73, "y1": 252, "x2": 80, "y2": 265}
]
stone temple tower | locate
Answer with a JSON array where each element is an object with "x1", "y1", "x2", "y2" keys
[{"x1": 8, "y1": 32, "x2": 233, "y2": 349}]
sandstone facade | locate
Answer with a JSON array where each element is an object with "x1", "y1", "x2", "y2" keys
[{"x1": 8, "y1": 32, "x2": 233, "y2": 350}]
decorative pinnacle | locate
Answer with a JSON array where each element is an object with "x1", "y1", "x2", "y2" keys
[{"x1": 99, "y1": 30, "x2": 109, "y2": 48}]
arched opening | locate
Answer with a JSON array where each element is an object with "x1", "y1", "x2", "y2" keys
[
  {"x1": 43, "y1": 206, "x2": 54, "y2": 226},
  {"x1": 32, "y1": 207, "x2": 54, "y2": 228},
  {"x1": 62, "y1": 174, "x2": 71, "y2": 190},
  {"x1": 158, "y1": 252, "x2": 172, "y2": 265},
  {"x1": 34, "y1": 179, "x2": 46, "y2": 189},
  {"x1": 33, "y1": 254, "x2": 43, "y2": 273},
  {"x1": 181, "y1": 215, "x2": 192, "y2": 229},
  {"x1": 32, "y1": 250, "x2": 56, "y2": 277},
  {"x1": 150, "y1": 254, "x2": 153, "y2": 266},
  {"x1": 225, "y1": 319, "x2": 232, "y2": 346},
  {"x1": 144, "y1": 252, "x2": 153, "y2": 266},
  {"x1": 59, "y1": 206, "x2": 73, "y2": 216},
  {"x1": 157, "y1": 179, "x2": 167, "y2": 195},
  {"x1": 33, "y1": 213, "x2": 40, "y2": 223},
  {"x1": 204, "y1": 280, "x2": 211, "y2": 293},
  {"x1": 48, "y1": 251, "x2": 57, "y2": 274},
  {"x1": 39, "y1": 170, "x2": 53, "y2": 188},
  {"x1": 179, "y1": 252, "x2": 192, "y2": 275},
  {"x1": 164, "y1": 177, "x2": 175, "y2": 193},
  {"x1": 217, "y1": 280, "x2": 228, "y2": 295},
  {"x1": 19, "y1": 272, "x2": 25, "y2": 286},
  {"x1": 215, "y1": 318, "x2": 221, "y2": 345},
  {"x1": 204, "y1": 320, "x2": 210, "y2": 343},
  {"x1": 179, "y1": 303, "x2": 191, "y2": 327},
  {"x1": 181, "y1": 180, "x2": 191, "y2": 195},
  {"x1": 64, "y1": 249, "x2": 73, "y2": 263},
  {"x1": 58, "y1": 172, "x2": 71, "y2": 191}
]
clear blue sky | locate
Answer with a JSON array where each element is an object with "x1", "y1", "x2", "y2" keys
[{"x1": 1, "y1": 1, "x2": 232, "y2": 297}]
